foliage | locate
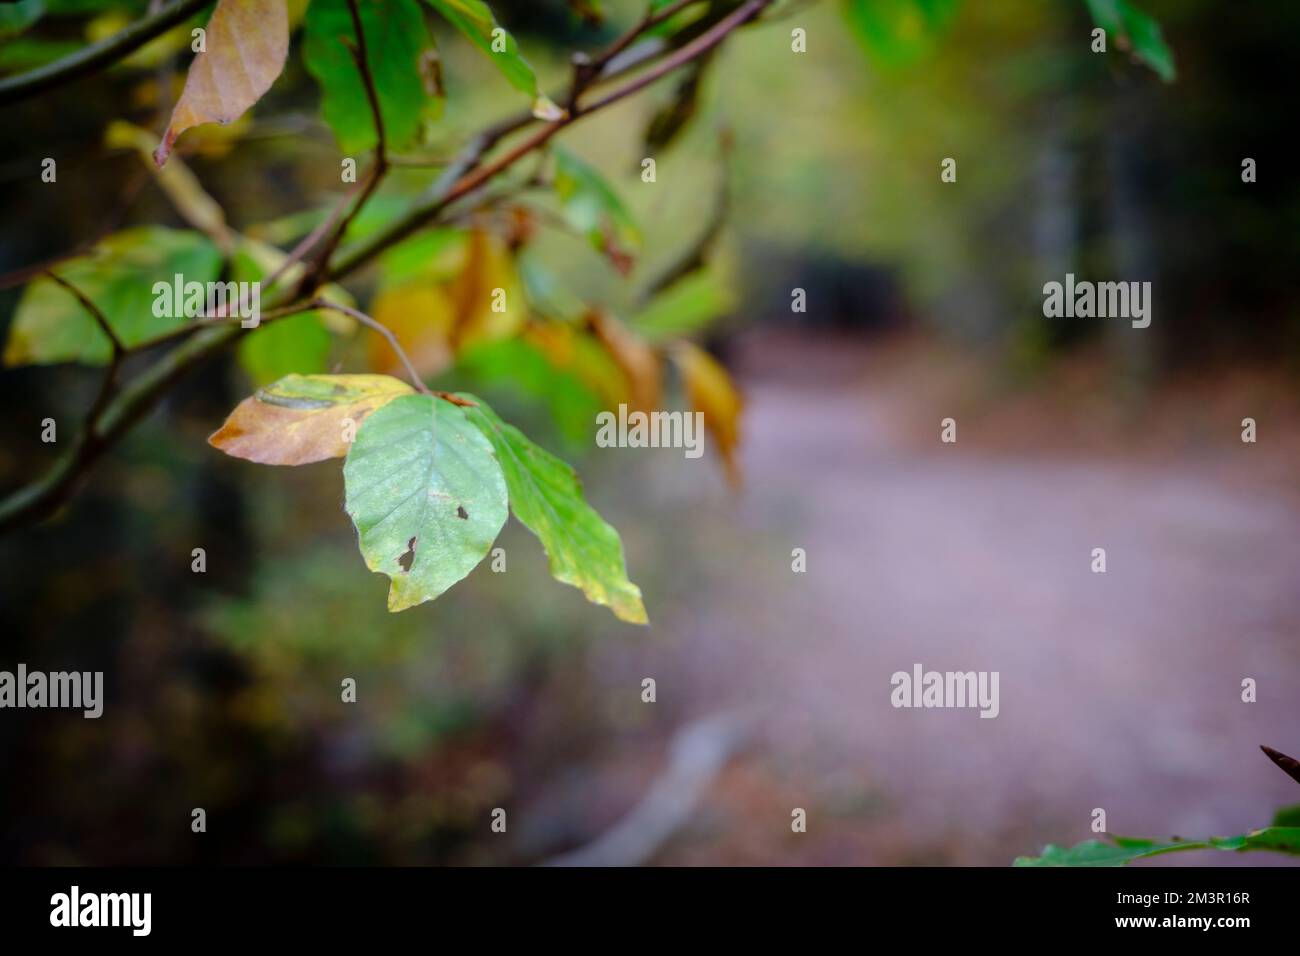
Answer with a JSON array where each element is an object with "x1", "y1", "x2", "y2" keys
[
  {"x1": 1017, "y1": 748, "x2": 1300, "y2": 865},
  {"x1": 0, "y1": 0, "x2": 1178, "y2": 619},
  {"x1": 1015, "y1": 826, "x2": 1300, "y2": 867}
]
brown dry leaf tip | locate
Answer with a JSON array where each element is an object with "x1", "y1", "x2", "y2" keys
[
  {"x1": 1260, "y1": 745, "x2": 1300, "y2": 787},
  {"x1": 155, "y1": 0, "x2": 289, "y2": 167}
]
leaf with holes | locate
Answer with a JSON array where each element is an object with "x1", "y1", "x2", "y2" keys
[
  {"x1": 344, "y1": 394, "x2": 508, "y2": 611},
  {"x1": 154, "y1": 0, "x2": 289, "y2": 166},
  {"x1": 209, "y1": 373, "x2": 414, "y2": 465},
  {"x1": 459, "y1": 394, "x2": 646, "y2": 624}
]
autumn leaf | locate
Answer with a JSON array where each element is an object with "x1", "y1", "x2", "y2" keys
[
  {"x1": 155, "y1": 0, "x2": 289, "y2": 167},
  {"x1": 672, "y1": 341, "x2": 743, "y2": 486},
  {"x1": 460, "y1": 394, "x2": 647, "y2": 624},
  {"x1": 367, "y1": 229, "x2": 525, "y2": 377},
  {"x1": 106, "y1": 120, "x2": 232, "y2": 249},
  {"x1": 209, "y1": 373, "x2": 414, "y2": 465},
  {"x1": 588, "y1": 310, "x2": 661, "y2": 412},
  {"x1": 368, "y1": 281, "x2": 456, "y2": 377},
  {"x1": 444, "y1": 228, "x2": 527, "y2": 348}
]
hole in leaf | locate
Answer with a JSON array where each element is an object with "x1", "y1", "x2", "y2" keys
[
  {"x1": 397, "y1": 536, "x2": 417, "y2": 573},
  {"x1": 456, "y1": 506, "x2": 469, "y2": 520}
]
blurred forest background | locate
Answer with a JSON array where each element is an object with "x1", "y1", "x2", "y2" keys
[{"x1": 2, "y1": 0, "x2": 1300, "y2": 865}]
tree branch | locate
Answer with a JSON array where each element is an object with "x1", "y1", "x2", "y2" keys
[
  {"x1": 297, "y1": 0, "x2": 389, "y2": 296},
  {"x1": 0, "y1": 0, "x2": 213, "y2": 106},
  {"x1": 0, "y1": 0, "x2": 774, "y2": 533},
  {"x1": 43, "y1": 271, "x2": 124, "y2": 432},
  {"x1": 308, "y1": 299, "x2": 430, "y2": 395},
  {"x1": 328, "y1": 0, "x2": 771, "y2": 282}
]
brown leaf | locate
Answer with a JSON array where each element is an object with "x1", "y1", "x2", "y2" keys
[
  {"x1": 588, "y1": 309, "x2": 661, "y2": 412},
  {"x1": 444, "y1": 229, "x2": 526, "y2": 350},
  {"x1": 154, "y1": 0, "x2": 289, "y2": 167},
  {"x1": 209, "y1": 373, "x2": 413, "y2": 465},
  {"x1": 672, "y1": 341, "x2": 744, "y2": 487}
]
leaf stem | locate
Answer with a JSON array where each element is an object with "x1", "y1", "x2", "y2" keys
[
  {"x1": 0, "y1": 0, "x2": 774, "y2": 533},
  {"x1": 308, "y1": 299, "x2": 430, "y2": 395}
]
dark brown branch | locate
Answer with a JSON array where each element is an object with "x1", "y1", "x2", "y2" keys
[
  {"x1": 297, "y1": 0, "x2": 390, "y2": 297},
  {"x1": 574, "y1": 0, "x2": 699, "y2": 98},
  {"x1": 328, "y1": 0, "x2": 771, "y2": 282},
  {"x1": 43, "y1": 271, "x2": 124, "y2": 429},
  {"x1": 0, "y1": 0, "x2": 774, "y2": 534}
]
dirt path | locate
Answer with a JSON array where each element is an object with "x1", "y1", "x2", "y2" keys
[{"x1": 575, "y1": 334, "x2": 1300, "y2": 865}]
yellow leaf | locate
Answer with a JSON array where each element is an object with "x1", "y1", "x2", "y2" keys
[
  {"x1": 525, "y1": 322, "x2": 629, "y2": 409},
  {"x1": 106, "y1": 120, "x2": 231, "y2": 249},
  {"x1": 208, "y1": 373, "x2": 413, "y2": 465},
  {"x1": 673, "y1": 342, "x2": 744, "y2": 487},
  {"x1": 368, "y1": 282, "x2": 456, "y2": 377},
  {"x1": 155, "y1": 0, "x2": 289, "y2": 167},
  {"x1": 589, "y1": 310, "x2": 662, "y2": 412},
  {"x1": 445, "y1": 229, "x2": 527, "y2": 350}
]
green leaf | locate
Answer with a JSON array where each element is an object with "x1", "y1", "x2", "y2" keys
[
  {"x1": 453, "y1": 334, "x2": 617, "y2": 445},
  {"x1": 229, "y1": 240, "x2": 339, "y2": 384},
  {"x1": 303, "y1": 0, "x2": 441, "y2": 154},
  {"x1": 553, "y1": 146, "x2": 640, "y2": 270},
  {"x1": 632, "y1": 270, "x2": 736, "y2": 343},
  {"x1": 1014, "y1": 828, "x2": 1300, "y2": 866},
  {"x1": 237, "y1": 313, "x2": 333, "y2": 385},
  {"x1": 459, "y1": 394, "x2": 647, "y2": 624},
  {"x1": 1272, "y1": 804, "x2": 1300, "y2": 827},
  {"x1": 0, "y1": 0, "x2": 45, "y2": 39},
  {"x1": 422, "y1": 0, "x2": 562, "y2": 119},
  {"x1": 842, "y1": 0, "x2": 960, "y2": 69},
  {"x1": 3, "y1": 227, "x2": 221, "y2": 366},
  {"x1": 1084, "y1": 0, "x2": 1176, "y2": 81},
  {"x1": 343, "y1": 394, "x2": 508, "y2": 612}
]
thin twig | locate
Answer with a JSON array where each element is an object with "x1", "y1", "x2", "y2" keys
[
  {"x1": 127, "y1": 299, "x2": 323, "y2": 353},
  {"x1": 297, "y1": 0, "x2": 389, "y2": 297},
  {"x1": 261, "y1": 181, "x2": 366, "y2": 292},
  {"x1": 574, "y1": 0, "x2": 699, "y2": 101},
  {"x1": 327, "y1": 0, "x2": 771, "y2": 282},
  {"x1": 43, "y1": 272, "x2": 124, "y2": 426},
  {"x1": 308, "y1": 299, "x2": 429, "y2": 395},
  {"x1": 0, "y1": 0, "x2": 774, "y2": 533},
  {"x1": 0, "y1": 0, "x2": 212, "y2": 105}
]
